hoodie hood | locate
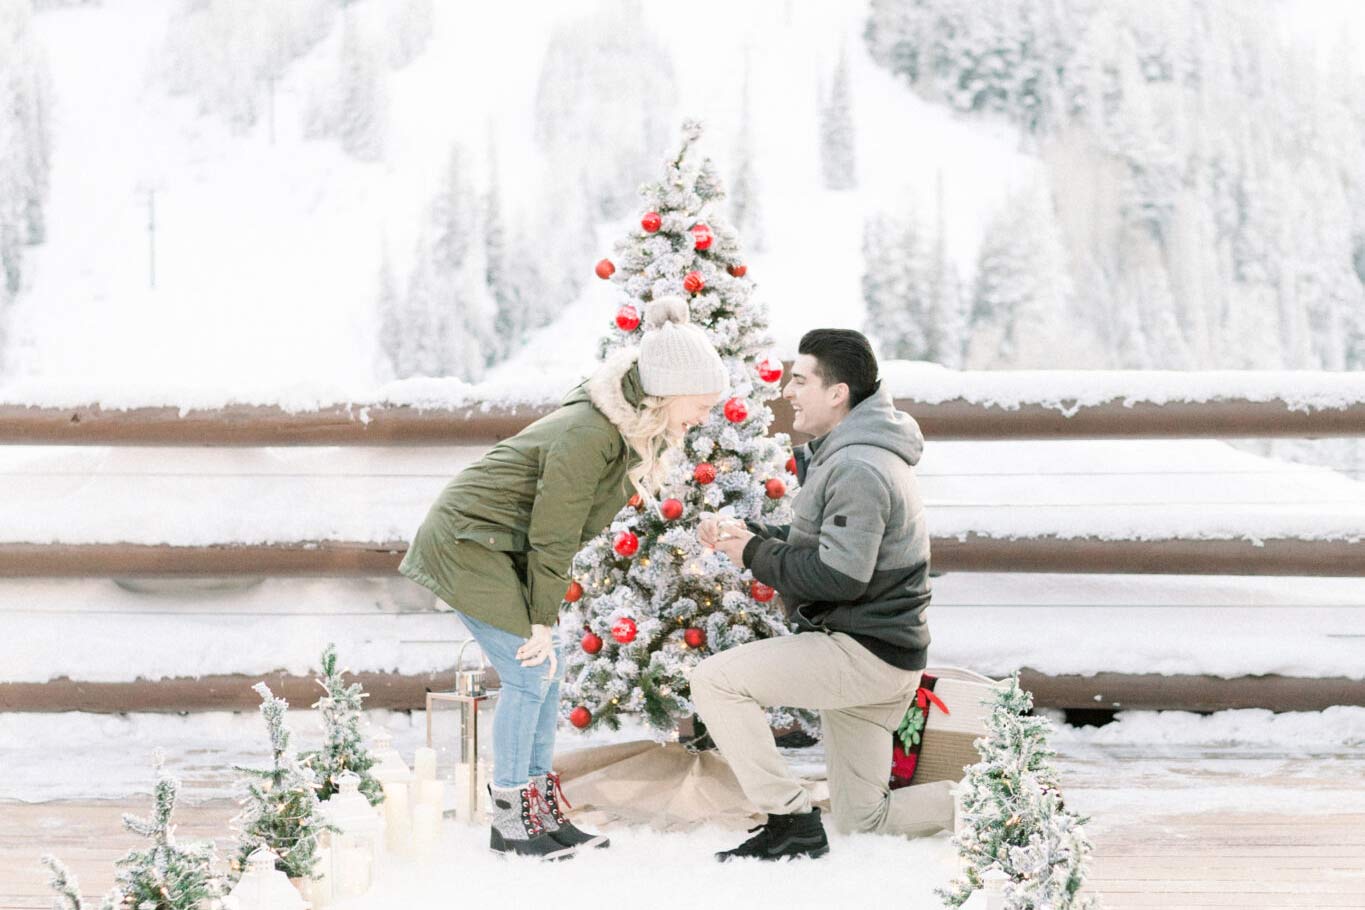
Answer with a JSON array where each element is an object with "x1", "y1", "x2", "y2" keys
[
  {"x1": 805, "y1": 384, "x2": 924, "y2": 471},
  {"x1": 568, "y1": 346, "x2": 647, "y2": 431}
]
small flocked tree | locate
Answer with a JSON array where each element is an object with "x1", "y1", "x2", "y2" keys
[
  {"x1": 41, "y1": 854, "x2": 95, "y2": 910},
  {"x1": 560, "y1": 120, "x2": 799, "y2": 735},
  {"x1": 939, "y1": 675, "x2": 1097, "y2": 910},
  {"x1": 44, "y1": 752, "x2": 224, "y2": 910},
  {"x1": 302, "y1": 644, "x2": 383, "y2": 806},
  {"x1": 231, "y1": 683, "x2": 330, "y2": 881}
]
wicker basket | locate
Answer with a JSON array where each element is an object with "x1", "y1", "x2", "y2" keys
[{"x1": 911, "y1": 666, "x2": 1011, "y2": 785}]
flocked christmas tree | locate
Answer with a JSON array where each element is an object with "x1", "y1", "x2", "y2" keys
[
  {"x1": 44, "y1": 752, "x2": 224, "y2": 910},
  {"x1": 561, "y1": 119, "x2": 800, "y2": 734},
  {"x1": 939, "y1": 675, "x2": 1098, "y2": 910},
  {"x1": 231, "y1": 683, "x2": 331, "y2": 882},
  {"x1": 301, "y1": 644, "x2": 383, "y2": 806},
  {"x1": 41, "y1": 854, "x2": 89, "y2": 910}
]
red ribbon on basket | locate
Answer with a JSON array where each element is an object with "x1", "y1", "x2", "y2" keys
[
  {"x1": 890, "y1": 674, "x2": 947, "y2": 790},
  {"x1": 917, "y1": 685, "x2": 950, "y2": 716}
]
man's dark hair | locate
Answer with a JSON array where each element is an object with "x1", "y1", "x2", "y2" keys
[{"x1": 797, "y1": 329, "x2": 880, "y2": 408}]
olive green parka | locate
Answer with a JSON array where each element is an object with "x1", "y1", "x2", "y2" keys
[{"x1": 398, "y1": 349, "x2": 645, "y2": 636}]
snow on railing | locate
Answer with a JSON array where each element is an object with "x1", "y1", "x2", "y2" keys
[{"x1": 2, "y1": 365, "x2": 1365, "y2": 444}]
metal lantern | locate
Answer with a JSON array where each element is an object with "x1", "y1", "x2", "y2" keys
[
  {"x1": 223, "y1": 847, "x2": 307, "y2": 910},
  {"x1": 425, "y1": 639, "x2": 498, "y2": 823},
  {"x1": 318, "y1": 772, "x2": 383, "y2": 899}
]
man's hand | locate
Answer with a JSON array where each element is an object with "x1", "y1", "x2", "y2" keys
[
  {"x1": 516, "y1": 623, "x2": 557, "y2": 676},
  {"x1": 697, "y1": 514, "x2": 723, "y2": 548},
  {"x1": 712, "y1": 522, "x2": 754, "y2": 567}
]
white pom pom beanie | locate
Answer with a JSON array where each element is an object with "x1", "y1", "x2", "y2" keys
[{"x1": 636, "y1": 296, "x2": 729, "y2": 397}]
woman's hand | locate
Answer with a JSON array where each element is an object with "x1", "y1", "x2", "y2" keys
[{"x1": 516, "y1": 623, "x2": 557, "y2": 675}]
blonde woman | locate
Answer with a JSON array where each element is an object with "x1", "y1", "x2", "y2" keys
[{"x1": 399, "y1": 297, "x2": 727, "y2": 859}]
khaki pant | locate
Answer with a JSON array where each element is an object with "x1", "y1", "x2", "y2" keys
[{"x1": 690, "y1": 631, "x2": 955, "y2": 837}]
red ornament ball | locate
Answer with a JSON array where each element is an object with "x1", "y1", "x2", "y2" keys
[
  {"x1": 615, "y1": 304, "x2": 640, "y2": 332},
  {"x1": 683, "y1": 271, "x2": 705, "y2": 293},
  {"x1": 727, "y1": 263, "x2": 747, "y2": 278},
  {"x1": 765, "y1": 477, "x2": 787, "y2": 499},
  {"x1": 684, "y1": 627, "x2": 707, "y2": 649},
  {"x1": 628, "y1": 493, "x2": 644, "y2": 510},
  {"x1": 691, "y1": 223, "x2": 713, "y2": 250},
  {"x1": 613, "y1": 531, "x2": 640, "y2": 557},
  {"x1": 751, "y1": 580, "x2": 776, "y2": 603},
  {"x1": 641, "y1": 211, "x2": 662, "y2": 233},
  {"x1": 723, "y1": 397, "x2": 749, "y2": 423},
  {"x1": 564, "y1": 581, "x2": 583, "y2": 603},
  {"x1": 757, "y1": 358, "x2": 783, "y2": 383},
  {"x1": 611, "y1": 616, "x2": 638, "y2": 644},
  {"x1": 569, "y1": 706, "x2": 592, "y2": 728},
  {"x1": 660, "y1": 498, "x2": 684, "y2": 521},
  {"x1": 595, "y1": 258, "x2": 615, "y2": 280},
  {"x1": 581, "y1": 631, "x2": 603, "y2": 654},
  {"x1": 693, "y1": 462, "x2": 717, "y2": 485},
  {"x1": 786, "y1": 456, "x2": 797, "y2": 475}
]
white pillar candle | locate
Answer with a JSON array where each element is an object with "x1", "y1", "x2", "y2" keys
[
  {"x1": 310, "y1": 844, "x2": 332, "y2": 909},
  {"x1": 381, "y1": 783, "x2": 413, "y2": 854},
  {"x1": 417, "y1": 779, "x2": 446, "y2": 811},
  {"x1": 414, "y1": 747, "x2": 437, "y2": 780},
  {"x1": 413, "y1": 803, "x2": 441, "y2": 855}
]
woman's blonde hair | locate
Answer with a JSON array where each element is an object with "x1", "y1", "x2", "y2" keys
[{"x1": 616, "y1": 395, "x2": 683, "y2": 503}]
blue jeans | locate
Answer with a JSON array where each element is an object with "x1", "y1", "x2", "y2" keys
[{"x1": 457, "y1": 612, "x2": 564, "y2": 789}]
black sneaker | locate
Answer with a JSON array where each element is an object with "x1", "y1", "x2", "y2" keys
[{"x1": 715, "y1": 807, "x2": 830, "y2": 862}]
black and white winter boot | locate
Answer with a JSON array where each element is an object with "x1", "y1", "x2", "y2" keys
[
  {"x1": 532, "y1": 772, "x2": 610, "y2": 850},
  {"x1": 488, "y1": 783, "x2": 577, "y2": 860},
  {"x1": 715, "y1": 807, "x2": 830, "y2": 862}
]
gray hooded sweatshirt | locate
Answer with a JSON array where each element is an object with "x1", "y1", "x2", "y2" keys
[{"x1": 743, "y1": 385, "x2": 932, "y2": 670}]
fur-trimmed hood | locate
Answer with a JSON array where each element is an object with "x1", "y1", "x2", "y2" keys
[{"x1": 573, "y1": 346, "x2": 646, "y2": 431}]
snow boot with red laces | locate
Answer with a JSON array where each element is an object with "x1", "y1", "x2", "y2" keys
[
  {"x1": 531, "y1": 772, "x2": 609, "y2": 850},
  {"x1": 488, "y1": 783, "x2": 576, "y2": 860}
]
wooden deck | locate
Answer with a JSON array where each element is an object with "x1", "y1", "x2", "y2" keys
[{"x1": 5, "y1": 800, "x2": 1363, "y2": 907}]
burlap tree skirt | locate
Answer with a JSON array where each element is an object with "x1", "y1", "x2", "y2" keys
[{"x1": 551, "y1": 741, "x2": 830, "y2": 832}]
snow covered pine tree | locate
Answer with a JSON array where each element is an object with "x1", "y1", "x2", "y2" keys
[
  {"x1": 561, "y1": 120, "x2": 802, "y2": 737},
  {"x1": 302, "y1": 644, "x2": 384, "y2": 806},
  {"x1": 231, "y1": 683, "x2": 331, "y2": 882},
  {"x1": 940, "y1": 674, "x2": 1097, "y2": 910},
  {"x1": 44, "y1": 752, "x2": 224, "y2": 910}
]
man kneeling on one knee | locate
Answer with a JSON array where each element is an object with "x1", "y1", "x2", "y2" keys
[{"x1": 694, "y1": 328, "x2": 955, "y2": 862}]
